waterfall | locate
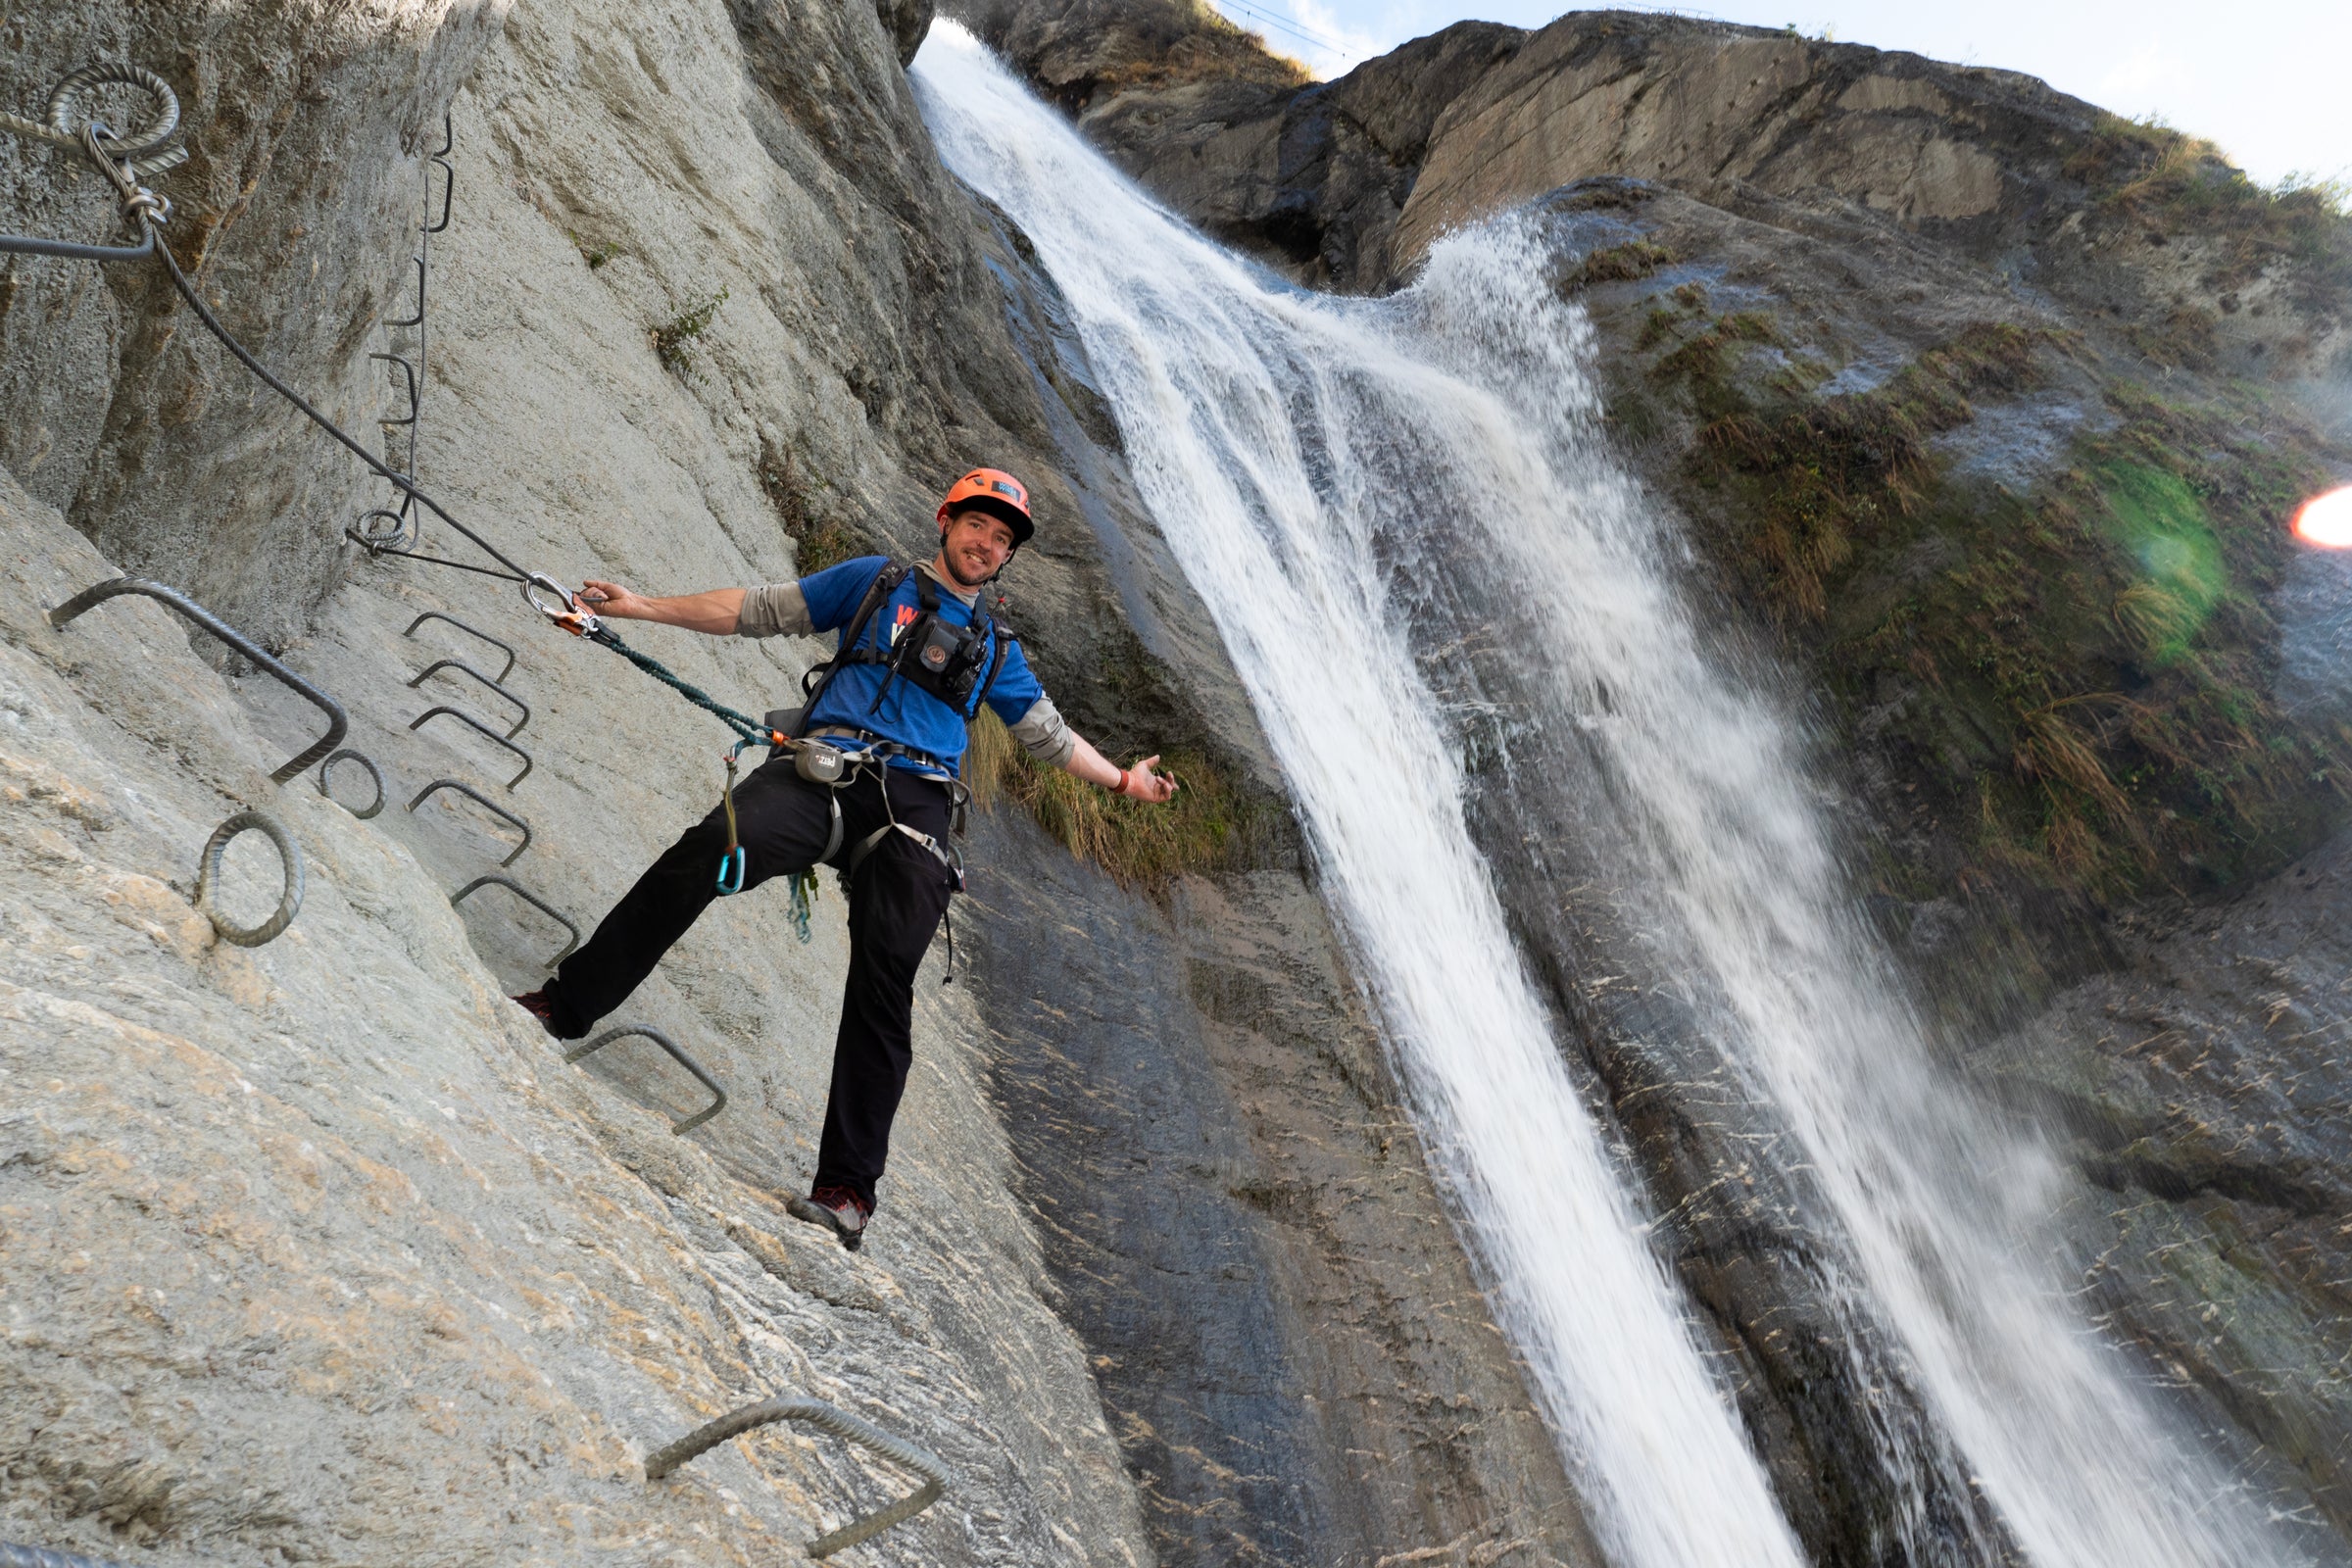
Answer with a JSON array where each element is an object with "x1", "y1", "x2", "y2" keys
[{"x1": 913, "y1": 24, "x2": 2312, "y2": 1567}]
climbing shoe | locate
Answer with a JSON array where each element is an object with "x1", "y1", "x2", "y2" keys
[
  {"x1": 510, "y1": 987, "x2": 585, "y2": 1041},
  {"x1": 787, "y1": 1185, "x2": 872, "y2": 1251}
]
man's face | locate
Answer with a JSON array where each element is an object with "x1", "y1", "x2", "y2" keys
[{"x1": 940, "y1": 507, "x2": 1017, "y2": 586}]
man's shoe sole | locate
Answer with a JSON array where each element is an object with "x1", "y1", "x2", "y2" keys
[{"x1": 787, "y1": 1194, "x2": 865, "y2": 1251}]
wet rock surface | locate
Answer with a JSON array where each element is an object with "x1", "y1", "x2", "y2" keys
[
  {"x1": 961, "y1": 806, "x2": 1595, "y2": 1568},
  {"x1": 1979, "y1": 832, "x2": 2352, "y2": 1535},
  {"x1": 2, "y1": 1, "x2": 1594, "y2": 1564},
  {"x1": 957, "y1": 0, "x2": 2352, "y2": 1555}
]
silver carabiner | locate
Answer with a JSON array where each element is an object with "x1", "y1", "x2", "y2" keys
[{"x1": 522, "y1": 570, "x2": 602, "y2": 636}]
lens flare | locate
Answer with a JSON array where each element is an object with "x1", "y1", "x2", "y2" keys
[{"x1": 2294, "y1": 484, "x2": 2352, "y2": 548}]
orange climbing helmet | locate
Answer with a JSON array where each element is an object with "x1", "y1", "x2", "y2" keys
[{"x1": 937, "y1": 467, "x2": 1034, "y2": 548}]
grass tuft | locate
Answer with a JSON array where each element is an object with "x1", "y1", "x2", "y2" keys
[
  {"x1": 1560, "y1": 238, "x2": 1679, "y2": 292},
  {"x1": 653, "y1": 287, "x2": 729, "y2": 373},
  {"x1": 570, "y1": 232, "x2": 620, "y2": 270},
  {"x1": 963, "y1": 708, "x2": 1246, "y2": 886}
]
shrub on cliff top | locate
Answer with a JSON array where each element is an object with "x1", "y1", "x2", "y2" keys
[{"x1": 2068, "y1": 114, "x2": 2352, "y2": 302}]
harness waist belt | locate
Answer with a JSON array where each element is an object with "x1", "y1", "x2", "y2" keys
[{"x1": 805, "y1": 725, "x2": 954, "y2": 777}]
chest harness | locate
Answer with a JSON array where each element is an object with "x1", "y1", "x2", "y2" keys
[{"x1": 710, "y1": 564, "x2": 1017, "y2": 978}]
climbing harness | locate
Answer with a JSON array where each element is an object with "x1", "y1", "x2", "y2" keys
[
  {"x1": 564, "y1": 1024, "x2": 727, "y2": 1134},
  {"x1": 192, "y1": 809, "x2": 305, "y2": 948},
  {"x1": 644, "y1": 1396, "x2": 952, "y2": 1558}
]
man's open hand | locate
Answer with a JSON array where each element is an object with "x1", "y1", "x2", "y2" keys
[{"x1": 1117, "y1": 755, "x2": 1179, "y2": 805}]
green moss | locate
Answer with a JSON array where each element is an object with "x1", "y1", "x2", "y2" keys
[
  {"x1": 1684, "y1": 322, "x2": 2345, "y2": 900},
  {"x1": 1560, "y1": 238, "x2": 1678, "y2": 292}
]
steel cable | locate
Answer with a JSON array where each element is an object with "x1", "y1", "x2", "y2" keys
[
  {"x1": 147, "y1": 230, "x2": 530, "y2": 587},
  {"x1": 16, "y1": 68, "x2": 778, "y2": 751}
]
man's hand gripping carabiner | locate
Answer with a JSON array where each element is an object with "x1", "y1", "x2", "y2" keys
[{"x1": 522, "y1": 572, "x2": 604, "y2": 639}]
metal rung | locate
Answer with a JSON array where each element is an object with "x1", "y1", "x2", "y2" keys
[
  {"x1": 564, "y1": 1024, "x2": 726, "y2": 1134},
  {"x1": 369, "y1": 350, "x2": 417, "y2": 425},
  {"x1": 409, "y1": 777, "x2": 531, "y2": 865},
  {"x1": 408, "y1": 657, "x2": 528, "y2": 735},
  {"x1": 410, "y1": 705, "x2": 531, "y2": 788},
  {"x1": 404, "y1": 610, "x2": 515, "y2": 681},
  {"x1": 49, "y1": 576, "x2": 347, "y2": 782},
  {"x1": 386, "y1": 256, "x2": 426, "y2": 329},
  {"x1": 644, "y1": 1397, "x2": 950, "y2": 1558},
  {"x1": 451, "y1": 873, "x2": 577, "y2": 963}
]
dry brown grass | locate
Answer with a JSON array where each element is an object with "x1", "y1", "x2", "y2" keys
[{"x1": 964, "y1": 708, "x2": 1246, "y2": 886}]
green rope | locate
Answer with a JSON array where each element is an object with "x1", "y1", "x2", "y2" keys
[
  {"x1": 788, "y1": 870, "x2": 818, "y2": 943},
  {"x1": 587, "y1": 626, "x2": 767, "y2": 745}
]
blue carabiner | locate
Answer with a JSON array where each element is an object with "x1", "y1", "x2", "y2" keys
[{"x1": 715, "y1": 844, "x2": 746, "y2": 896}]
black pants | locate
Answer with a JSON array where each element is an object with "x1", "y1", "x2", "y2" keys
[{"x1": 551, "y1": 757, "x2": 958, "y2": 1207}]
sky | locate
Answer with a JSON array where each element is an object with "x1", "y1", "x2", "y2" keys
[{"x1": 1206, "y1": 0, "x2": 2351, "y2": 190}]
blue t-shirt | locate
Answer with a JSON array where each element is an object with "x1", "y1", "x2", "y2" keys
[{"x1": 800, "y1": 556, "x2": 1043, "y2": 773}]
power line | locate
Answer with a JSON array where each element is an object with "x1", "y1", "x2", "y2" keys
[{"x1": 1210, "y1": 0, "x2": 1354, "y2": 58}]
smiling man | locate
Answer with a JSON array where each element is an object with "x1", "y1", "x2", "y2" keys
[{"x1": 512, "y1": 467, "x2": 1177, "y2": 1250}]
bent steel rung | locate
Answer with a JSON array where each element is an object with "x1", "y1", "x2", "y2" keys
[
  {"x1": 49, "y1": 577, "x2": 348, "y2": 782},
  {"x1": 369, "y1": 350, "x2": 418, "y2": 427},
  {"x1": 408, "y1": 657, "x2": 528, "y2": 735},
  {"x1": 564, "y1": 1024, "x2": 727, "y2": 1135},
  {"x1": 645, "y1": 1396, "x2": 950, "y2": 1558},
  {"x1": 451, "y1": 873, "x2": 578, "y2": 963},
  {"x1": 404, "y1": 610, "x2": 515, "y2": 681},
  {"x1": 409, "y1": 777, "x2": 531, "y2": 865},
  {"x1": 410, "y1": 705, "x2": 531, "y2": 788}
]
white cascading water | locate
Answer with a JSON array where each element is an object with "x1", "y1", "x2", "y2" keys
[{"x1": 914, "y1": 24, "x2": 2315, "y2": 1568}]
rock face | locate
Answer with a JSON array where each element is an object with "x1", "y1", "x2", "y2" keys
[
  {"x1": 2, "y1": 3, "x2": 1590, "y2": 1566},
  {"x1": 951, "y1": 0, "x2": 2352, "y2": 1558}
]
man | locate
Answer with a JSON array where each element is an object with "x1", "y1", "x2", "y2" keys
[{"x1": 513, "y1": 468, "x2": 1177, "y2": 1250}]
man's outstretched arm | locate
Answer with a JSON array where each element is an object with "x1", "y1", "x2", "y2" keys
[{"x1": 578, "y1": 579, "x2": 746, "y2": 635}]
